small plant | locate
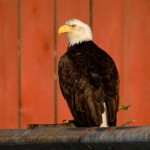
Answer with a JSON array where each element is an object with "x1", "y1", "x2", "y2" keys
[
  {"x1": 118, "y1": 101, "x2": 136, "y2": 126},
  {"x1": 119, "y1": 105, "x2": 131, "y2": 111},
  {"x1": 121, "y1": 120, "x2": 136, "y2": 127}
]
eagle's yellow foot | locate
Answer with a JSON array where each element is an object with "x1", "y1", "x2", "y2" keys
[
  {"x1": 62, "y1": 120, "x2": 79, "y2": 127},
  {"x1": 62, "y1": 120, "x2": 70, "y2": 124}
]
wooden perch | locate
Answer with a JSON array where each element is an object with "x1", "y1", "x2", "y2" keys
[{"x1": 0, "y1": 126, "x2": 150, "y2": 150}]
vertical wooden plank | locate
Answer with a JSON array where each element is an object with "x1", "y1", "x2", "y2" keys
[
  {"x1": 57, "y1": 0, "x2": 90, "y2": 123},
  {"x1": 93, "y1": 0, "x2": 129, "y2": 125},
  {"x1": 129, "y1": 0, "x2": 150, "y2": 126},
  {"x1": 21, "y1": 0, "x2": 54, "y2": 128},
  {"x1": 0, "y1": 0, "x2": 19, "y2": 128}
]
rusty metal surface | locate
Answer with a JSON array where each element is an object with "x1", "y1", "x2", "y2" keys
[{"x1": 0, "y1": 126, "x2": 150, "y2": 150}]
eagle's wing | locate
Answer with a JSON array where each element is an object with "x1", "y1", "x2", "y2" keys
[
  {"x1": 100, "y1": 57, "x2": 120, "y2": 126},
  {"x1": 89, "y1": 43, "x2": 120, "y2": 126},
  {"x1": 58, "y1": 55, "x2": 105, "y2": 126},
  {"x1": 58, "y1": 44, "x2": 119, "y2": 127}
]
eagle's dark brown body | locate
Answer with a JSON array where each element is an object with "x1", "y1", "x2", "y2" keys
[{"x1": 58, "y1": 41, "x2": 119, "y2": 127}]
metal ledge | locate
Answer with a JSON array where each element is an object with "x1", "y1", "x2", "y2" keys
[{"x1": 0, "y1": 126, "x2": 150, "y2": 150}]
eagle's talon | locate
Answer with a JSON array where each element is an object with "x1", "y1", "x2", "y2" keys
[{"x1": 62, "y1": 120, "x2": 69, "y2": 124}]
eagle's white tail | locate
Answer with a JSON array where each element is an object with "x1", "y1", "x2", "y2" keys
[{"x1": 100, "y1": 102, "x2": 108, "y2": 127}]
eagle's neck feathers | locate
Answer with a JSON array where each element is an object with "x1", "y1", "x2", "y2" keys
[{"x1": 68, "y1": 31, "x2": 93, "y2": 46}]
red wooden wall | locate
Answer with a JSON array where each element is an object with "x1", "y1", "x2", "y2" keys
[{"x1": 0, "y1": 0, "x2": 150, "y2": 128}]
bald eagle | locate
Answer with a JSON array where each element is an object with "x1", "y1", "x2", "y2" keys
[{"x1": 58, "y1": 19, "x2": 119, "y2": 127}]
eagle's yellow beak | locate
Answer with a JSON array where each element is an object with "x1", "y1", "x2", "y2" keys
[{"x1": 58, "y1": 25, "x2": 73, "y2": 35}]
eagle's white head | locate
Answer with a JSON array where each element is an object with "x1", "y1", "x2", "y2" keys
[{"x1": 58, "y1": 19, "x2": 93, "y2": 46}]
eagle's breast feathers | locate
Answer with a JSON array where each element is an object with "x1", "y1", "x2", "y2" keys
[{"x1": 58, "y1": 41, "x2": 119, "y2": 127}]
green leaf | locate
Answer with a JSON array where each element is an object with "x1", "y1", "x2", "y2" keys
[{"x1": 119, "y1": 105, "x2": 132, "y2": 111}]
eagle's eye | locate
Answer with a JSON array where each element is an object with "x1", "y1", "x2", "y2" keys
[{"x1": 71, "y1": 24, "x2": 77, "y2": 28}]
